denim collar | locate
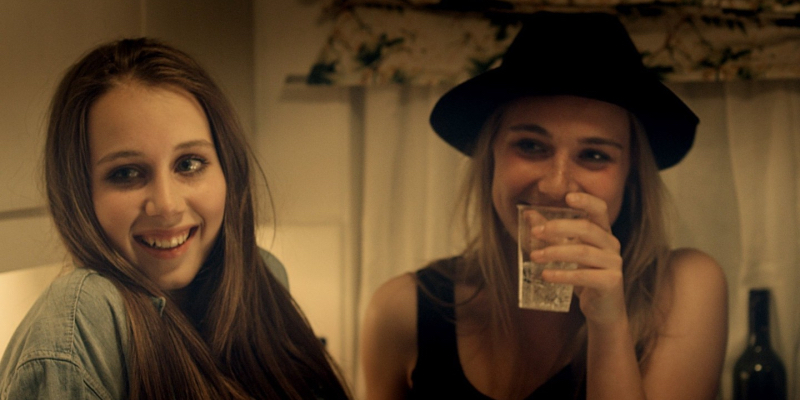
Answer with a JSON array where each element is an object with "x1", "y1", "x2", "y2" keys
[{"x1": 150, "y1": 296, "x2": 167, "y2": 316}]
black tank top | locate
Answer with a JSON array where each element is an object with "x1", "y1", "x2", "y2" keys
[{"x1": 408, "y1": 261, "x2": 586, "y2": 399}]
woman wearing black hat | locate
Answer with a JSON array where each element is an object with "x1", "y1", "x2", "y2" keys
[{"x1": 360, "y1": 11, "x2": 727, "y2": 400}]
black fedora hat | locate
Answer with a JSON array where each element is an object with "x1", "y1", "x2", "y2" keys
[{"x1": 429, "y1": 11, "x2": 698, "y2": 169}]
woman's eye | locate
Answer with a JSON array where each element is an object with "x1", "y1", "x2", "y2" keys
[
  {"x1": 176, "y1": 156, "x2": 208, "y2": 174},
  {"x1": 580, "y1": 149, "x2": 612, "y2": 163},
  {"x1": 106, "y1": 167, "x2": 141, "y2": 184},
  {"x1": 514, "y1": 139, "x2": 546, "y2": 156}
]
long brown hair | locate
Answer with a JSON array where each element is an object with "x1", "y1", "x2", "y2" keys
[
  {"x1": 45, "y1": 38, "x2": 350, "y2": 399},
  {"x1": 453, "y1": 98, "x2": 673, "y2": 363}
]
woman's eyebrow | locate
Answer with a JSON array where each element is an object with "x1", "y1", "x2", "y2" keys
[
  {"x1": 174, "y1": 140, "x2": 215, "y2": 151},
  {"x1": 507, "y1": 124, "x2": 623, "y2": 149},
  {"x1": 508, "y1": 123, "x2": 550, "y2": 136},
  {"x1": 95, "y1": 140, "x2": 214, "y2": 166},
  {"x1": 582, "y1": 137, "x2": 625, "y2": 150},
  {"x1": 507, "y1": 123, "x2": 625, "y2": 150},
  {"x1": 96, "y1": 150, "x2": 143, "y2": 166}
]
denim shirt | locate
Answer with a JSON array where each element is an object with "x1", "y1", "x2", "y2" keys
[{"x1": 0, "y1": 249, "x2": 287, "y2": 400}]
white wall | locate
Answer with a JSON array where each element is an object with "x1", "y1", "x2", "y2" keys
[
  {"x1": 253, "y1": 0, "x2": 359, "y2": 383},
  {"x1": 0, "y1": 0, "x2": 143, "y2": 353},
  {"x1": 0, "y1": 0, "x2": 142, "y2": 272}
]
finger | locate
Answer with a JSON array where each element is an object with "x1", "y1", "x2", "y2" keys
[
  {"x1": 521, "y1": 208, "x2": 550, "y2": 228},
  {"x1": 534, "y1": 219, "x2": 620, "y2": 253},
  {"x1": 565, "y1": 192, "x2": 612, "y2": 232},
  {"x1": 541, "y1": 267, "x2": 624, "y2": 291},
  {"x1": 531, "y1": 244, "x2": 622, "y2": 270}
]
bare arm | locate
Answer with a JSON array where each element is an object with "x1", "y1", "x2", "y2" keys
[
  {"x1": 640, "y1": 248, "x2": 728, "y2": 399},
  {"x1": 585, "y1": 309, "x2": 646, "y2": 400},
  {"x1": 583, "y1": 248, "x2": 727, "y2": 400},
  {"x1": 360, "y1": 273, "x2": 418, "y2": 400},
  {"x1": 540, "y1": 194, "x2": 728, "y2": 400}
]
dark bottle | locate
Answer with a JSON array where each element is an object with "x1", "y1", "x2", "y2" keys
[{"x1": 733, "y1": 289, "x2": 787, "y2": 400}]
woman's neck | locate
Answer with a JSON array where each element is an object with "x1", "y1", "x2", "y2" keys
[{"x1": 167, "y1": 282, "x2": 207, "y2": 328}]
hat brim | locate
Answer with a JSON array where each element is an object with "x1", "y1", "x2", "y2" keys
[{"x1": 430, "y1": 66, "x2": 698, "y2": 169}]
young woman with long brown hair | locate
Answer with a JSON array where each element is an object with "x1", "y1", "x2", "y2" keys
[
  {"x1": 0, "y1": 38, "x2": 350, "y2": 400},
  {"x1": 361, "y1": 12, "x2": 728, "y2": 400}
]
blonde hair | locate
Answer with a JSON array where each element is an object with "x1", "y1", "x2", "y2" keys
[{"x1": 454, "y1": 100, "x2": 672, "y2": 363}]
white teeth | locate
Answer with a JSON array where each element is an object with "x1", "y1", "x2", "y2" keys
[{"x1": 142, "y1": 231, "x2": 190, "y2": 249}]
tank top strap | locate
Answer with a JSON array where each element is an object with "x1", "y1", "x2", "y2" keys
[
  {"x1": 410, "y1": 258, "x2": 493, "y2": 399},
  {"x1": 414, "y1": 264, "x2": 458, "y2": 369}
]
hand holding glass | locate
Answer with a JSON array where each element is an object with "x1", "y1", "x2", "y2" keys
[{"x1": 518, "y1": 205, "x2": 586, "y2": 312}]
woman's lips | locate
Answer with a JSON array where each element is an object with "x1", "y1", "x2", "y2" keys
[{"x1": 134, "y1": 227, "x2": 197, "y2": 258}]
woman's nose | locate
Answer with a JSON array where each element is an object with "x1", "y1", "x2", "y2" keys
[
  {"x1": 144, "y1": 175, "x2": 185, "y2": 218},
  {"x1": 536, "y1": 155, "x2": 577, "y2": 202}
]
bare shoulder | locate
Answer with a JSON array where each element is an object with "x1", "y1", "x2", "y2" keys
[
  {"x1": 668, "y1": 247, "x2": 721, "y2": 268},
  {"x1": 360, "y1": 272, "x2": 419, "y2": 399},
  {"x1": 363, "y1": 272, "x2": 418, "y2": 344},
  {"x1": 667, "y1": 247, "x2": 727, "y2": 297},
  {"x1": 662, "y1": 247, "x2": 728, "y2": 328},
  {"x1": 368, "y1": 272, "x2": 418, "y2": 307}
]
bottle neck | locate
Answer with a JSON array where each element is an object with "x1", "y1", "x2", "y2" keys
[{"x1": 748, "y1": 290, "x2": 771, "y2": 348}]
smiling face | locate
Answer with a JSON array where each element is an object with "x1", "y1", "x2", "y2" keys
[
  {"x1": 491, "y1": 95, "x2": 631, "y2": 240},
  {"x1": 89, "y1": 82, "x2": 226, "y2": 292}
]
